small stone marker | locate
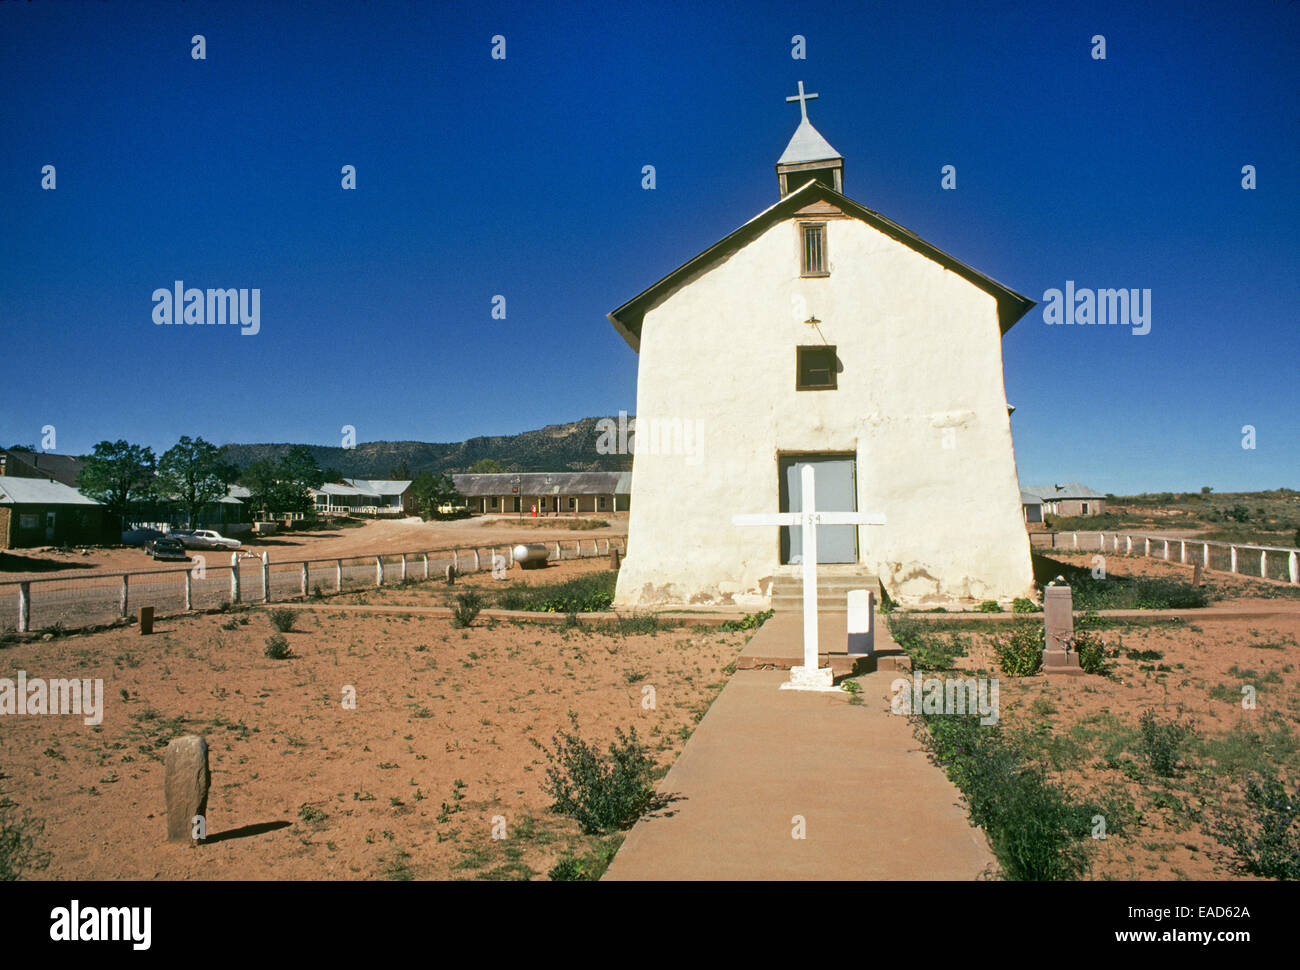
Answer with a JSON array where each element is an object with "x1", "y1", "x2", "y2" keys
[
  {"x1": 445, "y1": 563, "x2": 456, "y2": 584},
  {"x1": 138, "y1": 605, "x2": 154, "y2": 635},
  {"x1": 165, "y1": 734, "x2": 209, "y2": 843},
  {"x1": 1192, "y1": 562, "x2": 1203, "y2": 586},
  {"x1": 610, "y1": 547, "x2": 621, "y2": 570},
  {"x1": 1042, "y1": 584, "x2": 1083, "y2": 676},
  {"x1": 846, "y1": 589, "x2": 874, "y2": 656}
]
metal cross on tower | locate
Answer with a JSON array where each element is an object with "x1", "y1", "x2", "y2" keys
[{"x1": 786, "y1": 80, "x2": 819, "y2": 122}]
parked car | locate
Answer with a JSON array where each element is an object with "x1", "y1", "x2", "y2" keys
[
  {"x1": 144, "y1": 536, "x2": 190, "y2": 562},
  {"x1": 175, "y1": 529, "x2": 241, "y2": 550},
  {"x1": 121, "y1": 528, "x2": 164, "y2": 547}
]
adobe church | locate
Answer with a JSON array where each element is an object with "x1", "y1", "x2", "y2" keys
[{"x1": 609, "y1": 83, "x2": 1036, "y2": 609}]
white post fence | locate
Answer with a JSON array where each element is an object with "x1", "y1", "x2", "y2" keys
[
  {"x1": 0, "y1": 535, "x2": 630, "y2": 635},
  {"x1": 1041, "y1": 531, "x2": 1298, "y2": 587}
]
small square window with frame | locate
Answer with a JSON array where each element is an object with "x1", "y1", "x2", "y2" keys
[
  {"x1": 796, "y1": 345, "x2": 837, "y2": 390},
  {"x1": 800, "y1": 222, "x2": 828, "y2": 277}
]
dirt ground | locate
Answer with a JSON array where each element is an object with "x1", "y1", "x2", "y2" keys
[
  {"x1": 901, "y1": 552, "x2": 1300, "y2": 879},
  {"x1": 1, "y1": 559, "x2": 749, "y2": 881},
  {"x1": 0, "y1": 515, "x2": 628, "y2": 584}
]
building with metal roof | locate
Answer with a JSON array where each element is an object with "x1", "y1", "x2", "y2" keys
[{"x1": 0, "y1": 478, "x2": 107, "y2": 549}]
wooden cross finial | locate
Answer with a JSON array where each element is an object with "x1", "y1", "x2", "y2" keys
[{"x1": 786, "y1": 80, "x2": 819, "y2": 122}]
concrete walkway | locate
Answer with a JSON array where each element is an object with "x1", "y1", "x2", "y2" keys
[{"x1": 603, "y1": 667, "x2": 995, "y2": 880}]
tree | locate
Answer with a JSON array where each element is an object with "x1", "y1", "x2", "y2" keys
[
  {"x1": 1201, "y1": 486, "x2": 1213, "y2": 496},
  {"x1": 238, "y1": 459, "x2": 281, "y2": 516},
  {"x1": 77, "y1": 440, "x2": 157, "y2": 523},
  {"x1": 275, "y1": 446, "x2": 325, "y2": 514},
  {"x1": 238, "y1": 447, "x2": 323, "y2": 517},
  {"x1": 388, "y1": 459, "x2": 412, "y2": 481},
  {"x1": 410, "y1": 471, "x2": 463, "y2": 516},
  {"x1": 469, "y1": 458, "x2": 503, "y2": 474},
  {"x1": 156, "y1": 436, "x2": 237, "y2": 528}
]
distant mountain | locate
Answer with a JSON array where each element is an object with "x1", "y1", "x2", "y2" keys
[{"x1": 219, "y1": 417, "x2": 633, "y2": 478}]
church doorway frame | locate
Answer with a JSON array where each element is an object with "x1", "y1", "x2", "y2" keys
[{"x1": 777, "y1": 451, "x2": 859, "y2": 565}]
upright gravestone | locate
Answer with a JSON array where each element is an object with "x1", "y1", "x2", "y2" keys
[
  {"x1": 845, "y1": 589, "x2": 874, "y2": 656},
  {"x1": 1192, "y1": 562, "x2": 1203, "y2": 587},
  {"x1": 1042, "y1": 585, "x2": 1083, "y2": 676},
  {"x1": 165, "y1": 734, "x2": 209, "y2": 843}
]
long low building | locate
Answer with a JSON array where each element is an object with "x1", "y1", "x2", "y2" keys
[
  {"x1": 452, "y1": 472, "x2": 631, "y2": 515},
  {"x1": 0, "y1": 478, "x2": 108, "y2": 548}
]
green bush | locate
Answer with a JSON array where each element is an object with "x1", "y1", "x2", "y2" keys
[
  {"x1": 595, "y1": 613, "x2": 670, "y2": 636},
  {"x1": 451, "y1": 591, "x2": 483, "y2": 628},
  {"x1": 719, "y1": 609, "x2": 774, "y2": 632},
  {"x1": 0, "y1": 793, "x2": 50, "y2": 880},
  {"x1": 547, "y1": 840, "x2": 621, "y2": 881},
  {"x1": 1011, "y1": 597, "x2": 1038, "y2": 614},
  {"x1": 495, "y1": 571, "x2": 616, "y2": 613},
  {"x1": 541, "y1": 716, "x2": 658, "y2": 834},
  {"x1": 975, "y1": 600, "x2": 1003, "y2": 613},
  {"x1": 888, "y1": 616, "x2": 968, "y2": 670},
  {"x1": 264, "y1": 633, "x2": 293, "y2": 660},
  {"x1": 1072, "y1": 630, "x2": 1108, "y2": 675},
  {"x1": 918, "y1": 714, "x2": 1100, "y2": 880},
  {"x1": 992, "y1": 619, "x2": 1043, "y2": 677},
  {"x1": 1031, "y1": 555, "x2": 1208, "y2": 610},
  {"x1": 1138, "y1": 709, "x2": 1195, "y2": 777},
  {"x1": 268, "y1": 608, "x2": 297, "y2": 633},
  {"x1": 1207, "y1": 773, "x2": 1300, "y2": 880}
]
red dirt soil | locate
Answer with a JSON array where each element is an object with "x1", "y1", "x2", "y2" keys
[{"x1": 1, "y1": 559, "x2": 747, "y2": 881}]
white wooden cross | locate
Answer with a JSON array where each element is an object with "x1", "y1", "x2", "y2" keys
[{"x1": 733, "y1": 464, "x2": 885, "y2": 691}]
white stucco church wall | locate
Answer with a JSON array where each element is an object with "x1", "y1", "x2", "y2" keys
[{"x1": 609, "y1": 88, "x2": 1036, "y2": 610}]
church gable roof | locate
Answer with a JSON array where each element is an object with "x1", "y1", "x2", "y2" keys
[{"x1": 607, "y1": 179, "x2": 1036, "y2": 351}]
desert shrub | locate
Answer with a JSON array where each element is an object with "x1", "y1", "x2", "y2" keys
[
  {"x1": 1207, "y1": 773, "x2": 1300, "y2": 880},
  {"x1": 975, "y1": 600, "x2": 1003, "y2": 613},
  {"x1": 547, "y1": 840, "x2": 621, "y2": 881},
  {"x1": 0, "y1": 792, "x2": 50, "y2": 880},
  {"x1": 1138, "y1": 709, "x2": 1195, "y2": 777},
  {"x1": 1011, "y1": 597, "x2": 1038, "y2": 614},
  {"x1": 719, "y1": 609, "x2": 774, "y2": 632},
  {"x1": 268, "y1": 608, "x2": 296, "y2": 633},
  {"x1": 264, "y1": 633, "x2": 293, "y2": 660},
  {"x1": 888, "y1": 615, "x2": 968, "y2": 670},
  {"x1": 992, "y1": 619, "x2": 1044, "y2": 677},
  {"x1": 1031, "y1": 555, "x2": 1208, "y2": 610},
  {"x1": 918, "y1": 714, "x2": 1099, "y2": 880},
  {"x1": 451, "y1": 591, "x2": 483, "y2": 628},
  {"x1": 1072, "y1": 630, "x2": 1108, "y2": 675},
  {"x1": 596, "y1": 613, "x2": 670, "y2": 636},
  {"x1": 297, "y1": 804, "x2": 329, "y2": 831},
  {"x1": 495, "y1": 571, "x2": 616, "y2": 613},
  {"x1": 541, "y1": 715, "x2": 658, "y2": 834}
]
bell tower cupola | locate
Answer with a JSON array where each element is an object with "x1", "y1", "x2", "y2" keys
[{"x1": 776, "y1": 81, "x2": 844, "y2": 197}]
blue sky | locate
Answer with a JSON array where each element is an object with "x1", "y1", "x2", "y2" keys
[{"x1": 1, "y1": 0, "x2": 1295, "y2": 494}]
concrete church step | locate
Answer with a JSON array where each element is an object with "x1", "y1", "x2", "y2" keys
[{"x1": 770, "y1": 573, "x2": 880, "y2": 612}]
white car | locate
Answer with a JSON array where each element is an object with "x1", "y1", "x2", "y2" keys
[{"x1": 177, "y1": 529, "x2": 241, "y2": 550}]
